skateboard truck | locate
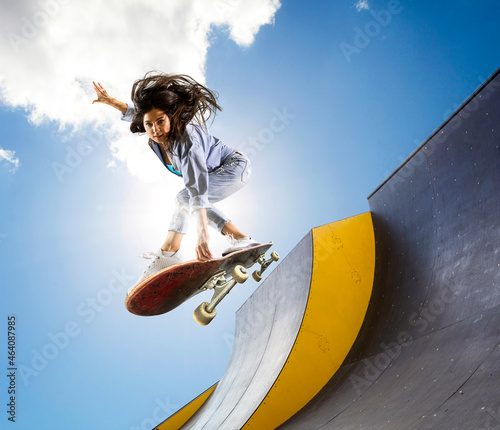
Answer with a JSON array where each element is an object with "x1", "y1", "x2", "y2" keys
[
  {"x1": 252, "y1": 251, "x2": 280, "y2": 282},
  {"x1": 200, "y1": 270, "x2": 227, "y2": 291},
  {"x1": 193, "y1": 266, "x2": 249, "y2": 325},
  {"x1": 192, "y1": 247, "x2": 280, "y2": 326}
]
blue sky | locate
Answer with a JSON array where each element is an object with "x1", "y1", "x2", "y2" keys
[{"x1": 1, "y1": 0, "x2": 499, "y2": 428}]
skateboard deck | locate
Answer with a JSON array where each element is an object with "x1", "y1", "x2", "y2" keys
[{"x1": 125, "y1": 243, "x2": 278, "y2": 324}]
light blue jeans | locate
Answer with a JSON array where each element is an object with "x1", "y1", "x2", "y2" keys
[{"x1": 168, "y1": 151, "x2": 252, "y2": 234}]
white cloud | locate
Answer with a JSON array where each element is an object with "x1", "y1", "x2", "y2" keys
[
  {"x1": 0, "y1": 0, "x2": 281, "y2": 182},
  {"x1": 0, "y1": 148, "x2": 20, "y2": 173},
  {"x1": 355, "y1": 0, "x2": 370, "y2": 12}
]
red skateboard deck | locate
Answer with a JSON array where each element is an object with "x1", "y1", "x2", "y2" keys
[{"x1": 125, "y1": 243, "x2": 274, "y2": 317}]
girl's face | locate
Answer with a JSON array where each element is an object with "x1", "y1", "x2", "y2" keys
[{"x1": 143, "y1": 108, "x2": 171, "y2": 144}]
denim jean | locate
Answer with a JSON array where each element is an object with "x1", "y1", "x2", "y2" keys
[{"x1": 168, "y1": 151, "x2": 252, "y2": 234}]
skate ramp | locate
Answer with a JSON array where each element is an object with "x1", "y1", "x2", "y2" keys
[{"x1": 154, "y1": 68, "x2": 500, "y2": 429}]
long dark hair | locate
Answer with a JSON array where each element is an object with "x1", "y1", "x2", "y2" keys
[{"x1": 129, "y1": 71, "x2": 222, "y2": 152}]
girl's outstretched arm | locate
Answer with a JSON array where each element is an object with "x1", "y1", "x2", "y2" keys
[{"x1": 92, "y1": 81, "x2": 128, "y2": 114}]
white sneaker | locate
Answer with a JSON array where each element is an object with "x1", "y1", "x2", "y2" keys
[
  {"x1": 127, "y1": 248, "x2": 184, "y2": 295},
  {"x1": 222, "y1": 237, "x2": 260, "y2": 256}
]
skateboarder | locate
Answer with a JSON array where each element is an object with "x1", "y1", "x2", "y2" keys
[{"x1": 92, "y1": 72, "x2": 259, "y2": 291}]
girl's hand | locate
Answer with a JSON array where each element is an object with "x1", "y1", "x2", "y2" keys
[
  {"x1": 91, "y1": 81, "x2": 128, "y2": 114},
  {"x1": 195, "y1": 209, "x2": 213, "y2": 261},
  {"x1": 196, "y1": 229, "x2": 213, "y2": 261},
  {"x1": 92, "y1": 81, "x2": 113, "y2": 105}
]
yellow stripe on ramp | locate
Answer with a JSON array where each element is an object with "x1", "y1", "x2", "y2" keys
[
  {"x1": 243, "y1": 212, "x2": 375, "y2": 429},
  {"x1": 156, "y1": 383, "x2": 217, "y2": 430}
]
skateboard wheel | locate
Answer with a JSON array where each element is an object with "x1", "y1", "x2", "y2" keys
[
  {"x1": 271, "y1": 251, "x2": 280, "y2": 261},
  {"x1": 232, "y1": 265, "x2": 249, "y2": 283},
  {"x1": 193, "y1": 302, "x2": 216, "y2": 326},
  {"x1": 252, "y1": 270, "x2": 263, "y2": 282}
]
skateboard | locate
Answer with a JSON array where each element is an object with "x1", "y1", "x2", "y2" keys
[{"x1": 125, "y1": 243, "x2": 279, "y2": 325}]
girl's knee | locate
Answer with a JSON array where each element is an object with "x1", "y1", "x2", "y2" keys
[{"x1": 175, "y1": 190, "x2": 190, "y2": 206}]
